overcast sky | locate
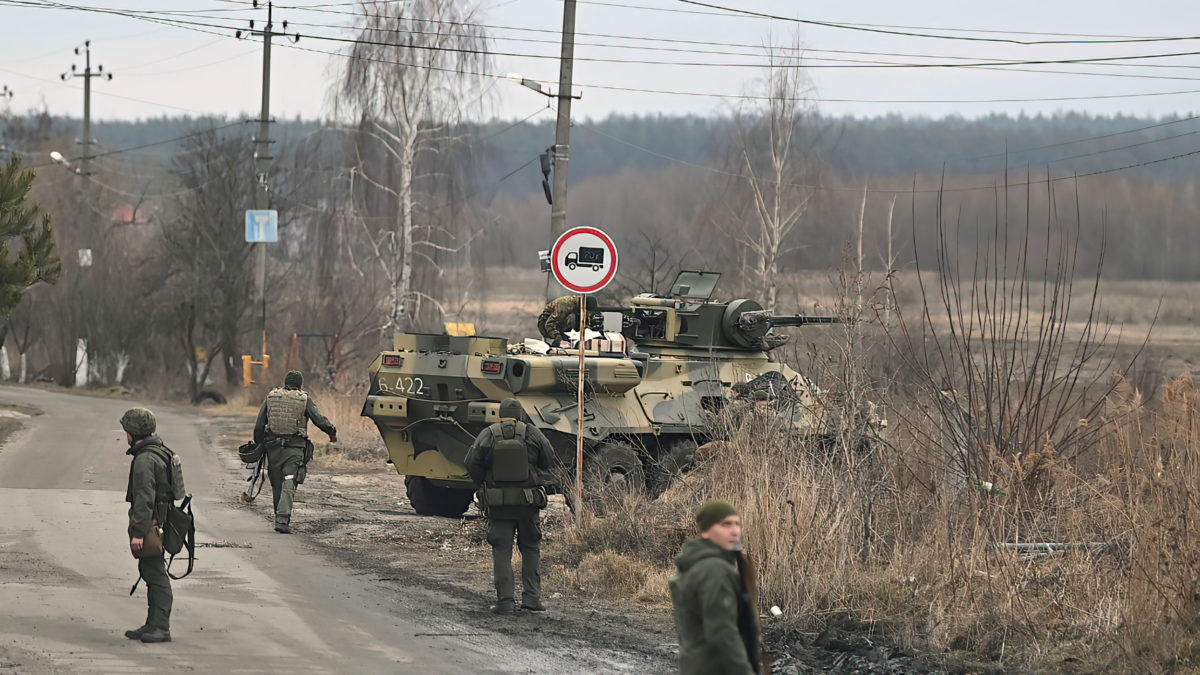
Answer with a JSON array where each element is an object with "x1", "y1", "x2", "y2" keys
[{"x1": 2, "y1": 0, "x2": 1199, "y2": 123}]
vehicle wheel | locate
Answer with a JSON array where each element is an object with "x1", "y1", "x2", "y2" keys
[
  {"x1": 593, "y1": 265, "x2": 601, "y2": 271},
  {"x1": 649, "y1": 438, "x2": 697, "y2": 496},
  {"x1": 568, "y1": 263, "x2": 577, "y2": 270},
  {"x1": 404, "y1": 475, "x2": 474, "y2": 517},
  {"x1": 584, "y1": 442, "x2": 646, "y2": 496}
]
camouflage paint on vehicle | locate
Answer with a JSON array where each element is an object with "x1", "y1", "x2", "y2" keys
[{"x1": 362, "y1": 271, "x2": 883, "y2": 515}]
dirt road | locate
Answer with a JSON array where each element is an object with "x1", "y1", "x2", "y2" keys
[{"x1": 0, "y1": 386, "x2": 665, "y2": 674}]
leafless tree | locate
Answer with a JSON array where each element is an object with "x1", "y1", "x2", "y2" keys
[
  {"x1": 333, "y1": 0, "x2": 490, "y2": 333},
  {"x1": 886, "y1": 175, "x2": 1147, "y2": 494},
  {"x1": 157, "y1": 130, "x2": 256, "y2": 400},
  {"x1": 727, "y1": 42, "x2": 821, "y2": 311},
  {"x1": 612, "y1": 229, "x2": 694, "y2": 298}
]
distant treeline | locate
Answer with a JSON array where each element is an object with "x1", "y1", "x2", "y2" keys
[
  {"x1": 5, "y1": 109, "x2": 1200, "y2": 289},
  {"x1": 7, "y1": 110, "x2": 1200, "y2": 197}
]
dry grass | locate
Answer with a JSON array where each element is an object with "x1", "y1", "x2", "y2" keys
[
  {"x1": 307, "y1": 387, "x2": 388, "y2": 462},
  {"x1": 551, "y1": 374, "x2": 1200, "y2": 672}
]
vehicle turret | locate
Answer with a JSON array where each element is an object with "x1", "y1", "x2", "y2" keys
[{"x1": 607, "y1": 271, "x2": 840, "y2": 352}]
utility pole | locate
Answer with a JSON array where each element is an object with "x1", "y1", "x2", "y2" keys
[
  {"x1": 60, "y1": 42, "x2": 110, "y2": 387},
  {"x1": 61, "y1": 41, "x2": 112, "y2": 197},
  {"x1": 0, "y1": 86, "x2": 12, "y2": 156},
  {"x1": 238, "y1": 1, "x2": 298, "y2": 373},
  {"x1": 550, "y1": 0, "x2": 577, "y2": 244}
]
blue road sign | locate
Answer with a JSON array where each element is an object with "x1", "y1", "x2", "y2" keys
[{"x1": 245, "y1": 210, "x2": 278, "y2": 243}]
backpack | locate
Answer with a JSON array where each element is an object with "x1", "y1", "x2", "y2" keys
[{"x1": 145, "y1": 445, "x2": 196, "y2": 580}]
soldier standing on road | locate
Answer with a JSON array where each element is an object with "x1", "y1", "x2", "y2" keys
[
  {"x1": 669, "y1": 500, "x2": 764, "y2": 675},
  {"x1": 122, "y1": 407, "x2": 175, "y2": 644},
  {"x1": 464, "y1": 398, "x2": 554, "y2": 614},
  {"x1": 254, "y1": 370, "x2": 336, "y2": 534}
]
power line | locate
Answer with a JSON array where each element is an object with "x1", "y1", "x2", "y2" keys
[
  {"x1": 179, "y1": 3, "x2": 1200, "y2": 78},
  {"x1": 274, "y1": 1, "x2": 1200, "y2": 52},
  {"x1": 16, "y1": 0, "x2": 1200, "y2": 106},
  {"x1": 1044, "y1": 126, "x2": 1200, "y2": 164},
  {"x1": 271, "y1": 16, "x2": 1200, "y2": 83},
  {"x1": 121, "y1": 37, "x2": 228, "y2": 72},
  {"x1": 573, "y1": 117, "x2": 1200, "y2": 194},
  {"x1": 26, "y1": 120, "x2": 249, "y2": 169},
  {"x1": 667, "y1": 0, "x2": 1200, "y2": 46},
  {"x1": 0, "y1": 64, "x2": 220, "y2": 114},
  {"x1": 123, "y1": 46, "x2": 260, "y2": 78},
  {"x1": 16, "y1": 1, "x2": 1200, "y2": 74},
  {"x1": 952, "y1": 115, "x2": 1200, "y2": 162}
]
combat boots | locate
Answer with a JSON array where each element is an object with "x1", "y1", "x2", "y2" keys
[
  {"x1": 140, "y1": 627, "x2": 171, "y2": 643},
  {"x1": 490, "y1": 601, "x2": 515, "y2": 615},
  {"x1": 124, "y1": 625, "x2": 151, "y2": 640}
]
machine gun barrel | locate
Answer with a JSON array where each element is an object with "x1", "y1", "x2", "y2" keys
[
  {"x1": 737, "y1": 310, "x2": 841, "y2": 331},
  {"x1": 769, "y1": 314, "x2": 841, "y2": 327}
]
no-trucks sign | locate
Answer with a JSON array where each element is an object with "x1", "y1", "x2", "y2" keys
[{"x1": 550, "y1": 226, "x2": 618, "y2": 294}]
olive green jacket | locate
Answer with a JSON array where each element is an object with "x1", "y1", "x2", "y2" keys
[
  {"x1": 253, "y1": 389, "x2": 336, "y2": 447},
  {"x1": 125, "y1": 436, "x2": 171, "y2": 539},
  {"x1": 669, "y1": 537, "x2": 757, "y2": 675}
]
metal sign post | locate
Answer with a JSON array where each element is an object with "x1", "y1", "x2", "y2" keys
[
  {"x1": 243, "y1": 209, "x2": 278, "y2": 386},
  {"x1": 575, "y1": 297, "x2": 587, "y2": 514},
  {"x1": 549, "y1": 226, "x2": 618, "y2": 517}
]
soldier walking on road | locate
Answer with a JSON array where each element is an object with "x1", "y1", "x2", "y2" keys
[
  {"x1": 122, "y1": 407, "x2": 175, "y2": 644},
  {"x1": 464, "y1": 398, "x2": 553, "y2": 614},
  {"x1": 254, "y1": 370, "x2": 336, "y2": 534},
  {"x1": 669, "y1": 501, "x2": 765, "y2": 675}
]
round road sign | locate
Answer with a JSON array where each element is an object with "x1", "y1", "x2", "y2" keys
[{"x1": 551, "y1": 226, "x2": 618, "y2": 294}]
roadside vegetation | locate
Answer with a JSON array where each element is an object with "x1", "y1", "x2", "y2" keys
[{"x1": 545, "y1": 181, "x2": 1199, "y2": 673}]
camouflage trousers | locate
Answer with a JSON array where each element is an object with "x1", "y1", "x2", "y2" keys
[
  {"x1": 267, "y1": 442, "x2": 305, "y2": 526},
  {"x1": 487, "y1": 511, "x2": 542, "y2": 607},
  {"x1": 138, "y1": 555, "x2": 172, "y2": 630}
]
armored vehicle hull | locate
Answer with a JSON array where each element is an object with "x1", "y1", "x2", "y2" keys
[{"x1": 363, "y1": 271, "x2": 881, "y2": 517}]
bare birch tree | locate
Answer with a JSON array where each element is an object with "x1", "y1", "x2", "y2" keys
[
  {"x1": 334, "y1": 0, "x2": 490, "y2": 333},
  {"x1": 729, "y1": 43, "x2": 820, "y2": 311}
]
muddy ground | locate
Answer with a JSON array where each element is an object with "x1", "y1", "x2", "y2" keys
[{"x1": 202, "y1": 414, "x2": 1005, "y2": 674}]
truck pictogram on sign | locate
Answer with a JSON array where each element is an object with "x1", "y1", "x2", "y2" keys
[{"x1": 566, "y1": 246, "x2": 605, "y2": 271}]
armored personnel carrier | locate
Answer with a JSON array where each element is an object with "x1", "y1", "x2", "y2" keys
[{"x1": 362, "y1": 271, "x2": 880, "y2": 516}]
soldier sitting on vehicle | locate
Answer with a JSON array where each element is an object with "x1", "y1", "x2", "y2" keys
[{"x1": 537, "y1": 295, "x2": 599, "y2": 347}]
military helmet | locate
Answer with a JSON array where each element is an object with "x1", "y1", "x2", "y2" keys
[
  {"x1": 499, "y1": 398, "x2": 524, "y2": 421},
  {"x1": 120, "y1": 407, "x2": 157, "y2": 437},
  {"x1": 284, "y1": 370, "x2": 304, "y2": 389}
]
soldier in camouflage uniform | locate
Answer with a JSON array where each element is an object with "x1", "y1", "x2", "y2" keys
[
  {"x1": 122, "y1": 407, "x2": 175, "y2": 644},
  {"x1": 537, "y1": 295, "x2": 597, "y2": 346},
  {"x1": 464, "y1": 398, "x2": 554, "y2": 614},
  {"x1": 254, "y1": 370, "x2": 337, "y2": 534}
]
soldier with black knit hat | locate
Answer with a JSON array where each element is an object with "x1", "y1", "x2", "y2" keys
[
  {"x1": 669, "y1": 500, "x2": 765, "y2": 675},
  {"x1": 253, "y1": 370, "x2": 337, "y2": 533}
]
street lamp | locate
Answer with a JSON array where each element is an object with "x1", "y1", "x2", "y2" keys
[
  {"x1": 49, "y1": 151, "x2": 80, "y2": 173},
  {"x1": 506, "y1": 72, "x2": 551, "y2": 98}
]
